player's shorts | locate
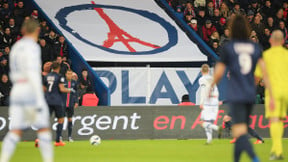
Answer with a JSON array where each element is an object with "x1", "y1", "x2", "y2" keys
[
  {"x1": 201, "y1": 105, "x2": 219, "y2": 121},
  {"x1": 229, "y1": 103, "x2": 253, "y2": 124},
  {"x1": 66, "y1": 107, "x2": 74, "y2": 118},
  {"x1": 9, "y1": 85, "x2": 50, "y2": 130},
  {"x1": 265, "y1": 95, "x2": 288, "y2": 119},
  {"x1": 49, "y1": 105, "x2": 65, "y2": 118},
  {"x1": 9, "y1": 102, "x2": 50, "y2": 130}
]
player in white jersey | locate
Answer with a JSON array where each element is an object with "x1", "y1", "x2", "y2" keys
[
  {"x1": 0, "y1": 19, "x2": 53, "y2": 162},
  {"x1": 198, "y1": 64, "x2": 221, "y2": 144}
]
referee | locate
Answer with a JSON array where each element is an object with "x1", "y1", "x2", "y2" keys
[{"x1": 255, "y1": 30, "x2": 288, "y2": 160}]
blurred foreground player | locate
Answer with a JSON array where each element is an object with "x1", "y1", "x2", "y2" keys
[
  {"x1": 210, "y1": 15, "x2": 274, "y2": 162},
  {"x1": 255, "y1": 30, "x2": 288, "y2": 160},
  {"x1": 44, "y1": 62, "x2": 74, "y2": 146},
  {"x1": 0, "y1": 19, "x2": 53, "y2": 162},
  {"x1": 198, "y1": 64, "x2": 222, "y2": 144},
  {"x1": 63, "y1": 69, "x2": 78, "y2": 142}
]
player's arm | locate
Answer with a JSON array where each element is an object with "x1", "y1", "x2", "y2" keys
[
  {"x1": 25, "y1": 46, "x2": 45, "y2": 104},
  {"x1": 256, "y1": 58, "x2": 275, "y2": 110},
  {"x1": 43, "y1": 85, "x2": 47, "y2": 92},
  {"x1": 211, "y1": 62, "x2": 226, "y2": 89},
  {"x1": 59, "y1": 76, "x2": 75, "y2": 93},
  {"x1": 199, "y1": 83, "x2": 206, "y2": 109},
  {"x1": 59, "y1": 83, "x2": 74, "y2": 93},
  {"x1": 211, "y1": 46, "x2": 227, "y2": 90}
]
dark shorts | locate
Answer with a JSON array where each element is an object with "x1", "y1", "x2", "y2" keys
[
  {"x1": 49, "y1": 105, "x2": 65, "y2": 118},
  {"x1": 229, "y1": 103, "x2": 253, "y2": 125},
  {"x1": 66, "y1": 107, "x2": 74, "y2": 118}
]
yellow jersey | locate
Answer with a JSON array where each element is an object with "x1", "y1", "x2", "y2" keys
[{"x1": 255, "y1": 46, "x2": 288, "y2": 97}]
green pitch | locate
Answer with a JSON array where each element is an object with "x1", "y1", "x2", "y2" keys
[{"x1": 1, "y1": 139, "x2": 287, "y2": 162}]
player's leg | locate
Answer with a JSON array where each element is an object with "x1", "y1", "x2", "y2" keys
[
  {"x1": 55, "y1": 106, "x2": 66, "y2": 146},
  {"x1": 267, "y1": 97, "x2": 285, "y2": 160},
  {"x1": 37, "y1": 128, "x2": 53, "y2": 162},
  {"x1": 0, "y1": 105, "x2": 23, "y2": 162},
  {"x1": 224, "y1": 120, "x2": 236, "y2": 143},
  {"x1": 204, "y1": 125, "x2": 212, "y2": 144},
  {"x1": 200, "y1": 109, "x2": 214, "y2": 144},
  {"x1": 0, "y1": 130, "x2": 22, "y2": 162},
  {"x1": 231, "y1": 103, "x2": 259, "y2": 162},
  {"x1": 247, "y1": 127, "x2": 264, "y2": 144},
  {"x1": 202, "y1": 107, "x2": 219, "y2": 132},
  {"x1": 67, "y1": 107, "x2": 74, "y2": 142},
  {"x1": 201, "y1": 120, "x2": 213, "y2": 144},
  {"x1": 222, "y1": 115, "x2": 233, "y2": 140},
  {"x1": 34, "y1": 104, "x2": 53, "y2": 162},
  {"x1": 269, "y1": 117, "x2": 283, "y2": 160}
]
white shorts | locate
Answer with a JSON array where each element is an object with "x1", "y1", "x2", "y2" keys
[
  {"x1": 201, "y1": 105, "x2": 219, "y2": 121},
  {"x1": 9, "y1": 84, "x2": 50, "y2": 130}
]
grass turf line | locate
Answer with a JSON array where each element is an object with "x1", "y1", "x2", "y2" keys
[{"x1": 1, "y1": 139, "x2": 287, "y2": 162}]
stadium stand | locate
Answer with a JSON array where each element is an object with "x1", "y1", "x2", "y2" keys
[
  {"x1": 166, "y1": 0, "x2": 288, "y2": 51},
  {"x1": 0, "y1": 0, "x2": 110, "y2": 106},
  {"x1": 1, "y1": 0, "x2": 287, "y2": 105},
  {"x1": 163, "y1": 0, "x2": 288, "y2": 102}
]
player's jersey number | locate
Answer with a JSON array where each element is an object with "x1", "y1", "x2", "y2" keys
[
  {"x1": 47, "y1": 80, "x2": 54, "y2": 92},
  {"x1": 234, "y1": 43, "x2": 254, "y2": 75},
  {"x1": 239, "y1": 54, "x2": 252, "y2": 75}
]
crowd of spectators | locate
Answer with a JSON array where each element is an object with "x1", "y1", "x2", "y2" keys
[
  {"x1": 167, "y1": 0, "x2": 288, "y2": 53},
  {"x1": 0, "y1": 0, "x2": 94, "y2": 106},
  {"x1": 168, "y1": 0, "x2": 288, "y2": 102},
  {"x1": 1, "y1": 0, "x2": 282, "y2": 105}
]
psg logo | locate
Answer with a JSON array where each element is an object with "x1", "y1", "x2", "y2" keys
[{"x1": 55, "y1": 1, "x2": 178, "y2": 55}]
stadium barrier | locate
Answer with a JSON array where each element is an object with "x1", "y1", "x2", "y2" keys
[{"x1": 0, "y1": 105, "x2": 287, "y2": 140}]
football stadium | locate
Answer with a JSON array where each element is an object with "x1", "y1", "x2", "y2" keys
[{"x1": 0, "y1": 0, "x2": 287, "y2": 162}]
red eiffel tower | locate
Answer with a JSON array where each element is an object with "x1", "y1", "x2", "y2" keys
[{"x1": 91, "y1": 1, "x2": 160, "y2": 52}]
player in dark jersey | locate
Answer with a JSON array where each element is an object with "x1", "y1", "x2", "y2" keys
[
  {"x1": 210, "y1": 15, "x2": 274, "y2": 162},
  {"x1": 223, "y1": 114, "x2": 264, "y2": 144},
  {"x1": 62, "y1": 69, "x2": 78, "y2": 142},
  {"x1": 44, "y1": 62, "x2": 75, "y2": 146}
]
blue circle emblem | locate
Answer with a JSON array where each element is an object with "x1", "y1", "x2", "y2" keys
[{"x1": 55, "y1": 4, "x2": 178, "y2": 55}]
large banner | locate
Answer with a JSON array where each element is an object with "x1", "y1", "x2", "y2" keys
[
  {"x1": 34, "y1": 0, "x2": 207, "y2": 62},
  {"x1": 94, "y1": 67, "x2": 203, "y2": 106},
  {"x1": 0, "y1": 106, "x2": 287, "y2": 140}
]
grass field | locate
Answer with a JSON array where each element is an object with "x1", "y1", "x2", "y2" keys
[{"x1": 1, "y1": 139, "x2": 287, "y2": 162}]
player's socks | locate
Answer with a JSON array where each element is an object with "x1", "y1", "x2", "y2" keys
[
  {"x1": 205, "y1": 127, "x2": 212, "y2": 143},
  {"x1": 68, "y1": 121, "x2": 73, "y2": 138},
  {"x1": 270, "y1": 121, "x2": 283, "y2": 156},
  {"x1": 0, "y1": 132, "x2": 20, "y2": 162},
  {"x1": 234, "y1": 134, "x2": 257, "y2": 162},
  {"x1": 203, "y1": 122, "x2": 219, "y2": 131},
  {"x1": 248, "y1": 127, "x2": 264, "y2": 142},
  {"x1": 56, "y1": 123, "x2": 63, "y2": 142},
  {"x1": 38, "y1": 131, "x2": 53, "y2": 162}
]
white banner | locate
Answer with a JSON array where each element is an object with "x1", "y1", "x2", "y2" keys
[
  {"x1": 94, "y1": 67, "x2": 202, "y2": 106},
  {"x1": 35, "y1": 0, "x2": 207, "y2": 62}
]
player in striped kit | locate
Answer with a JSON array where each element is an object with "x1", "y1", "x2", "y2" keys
[{"x1": 62, "y1": 69, "x2": 78, "y2": 142}]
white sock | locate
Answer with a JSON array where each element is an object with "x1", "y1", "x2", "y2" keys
[
  {"x1": 38, "y1": 131, "x2": 53, "y2": 162},
  {"x1": 205, "y1": 127, "x2": 212, "y2": 143},
  {"x1": 210, "y1": 124, "x2": 219, "y2": 131},
  {"x1": 0, "y1": 132, "x2": 20, "y2": 162},
  {"x1": 203, "y1": 122, "x2": 219, "y2": 131}
]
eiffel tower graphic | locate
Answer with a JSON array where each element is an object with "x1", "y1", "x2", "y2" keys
[{"x1": 91, "y1": 1, "x2": 160, "y2": 52}]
